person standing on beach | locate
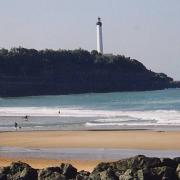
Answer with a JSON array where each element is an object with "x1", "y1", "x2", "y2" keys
[
  {"x1": 24, "y1": 115, "x2": 28, "y2": 121},
  {"x1": 14, "y1": 122, "x2": 18, "y2": 131}
]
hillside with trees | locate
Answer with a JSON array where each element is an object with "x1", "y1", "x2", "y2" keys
[{"x1": 0, "y1": 47, "x2": 178, "y2": 97}]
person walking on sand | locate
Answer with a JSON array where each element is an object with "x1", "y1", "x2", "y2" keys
[
  {"x1": 58, "y1": 110, "x2": 61, "y2": 114},
  {"x1": 14, "y1": 122, "x2": 18, "y2": 131}
]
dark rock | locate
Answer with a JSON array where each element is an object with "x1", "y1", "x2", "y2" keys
[
  {"x1": 90, "y1": 166, "x2": 119, "y2": 180},
  {"x1": 119, "y1": 168, "x2": 154, "y2": 180},
  {"x1": 1, "y1": 161, "x2": 37, "y2": 180},
  {"x1": 174, "y1": 157, "x2": 180, "y2": 164},
  {"x1": 176, "y1": 164, "x2": 180, "y2": 180},
  {"x1": 38, "y1": 167, "x2": 64, "y2": 180},
  {"x1": 90, "y1": 155, "x2": 179, "y2": 180},
  {"x1": 0, "y1": 173, "x2": 6, "y2": 180},
  {"x1": 0, "y1": 167, "x2": 8, "y2": 180},
  {"x1": 137, "y1": 169, "x2": 150, "y2": 180},
  {"x1": 119, "y1": 169, "x2": 134, "y2": 180},
  {"x1": 89, "y1": 163, "x2": 113, "y2": 180},
  {"x1": 60, "y1": 163, "x2": 77, "y2": 179},
  {"x1": 110, "y1": 155, "x2": 161, "y2": 173},
  {"x1": 0, "y1": 156, "x2": 180, "y2": 180},
  {"x1": 160, "y1": 158, "x2": 178, "y2": 169},
  {"x1": 151, "y1": 166, "x2": 177, "y2": 180},
  {"x1": 99, "y1": 168, "x2": 118, "y2": 180},
  {"x1": 76, "y1": 170, "x2": 90, "y2": 180},
  {"x1": 0, "y1": 167, "x2": 10, "y2": 175},
  {"x1": 128, "y1": 155, "x2": 161, "y2": 170}
]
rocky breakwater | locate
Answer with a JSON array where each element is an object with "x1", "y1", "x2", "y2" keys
[{"x1": 1, "y1": 155, "x2": 180, "y2": 180}]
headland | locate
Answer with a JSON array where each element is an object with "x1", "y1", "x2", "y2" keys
[{"x1": 0, "y1": 48, "x2": 179, "y2": 97}]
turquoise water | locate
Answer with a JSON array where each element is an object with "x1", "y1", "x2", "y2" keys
[{"x1": 0, "y1": 88, "x2": 180, "y2": 131}]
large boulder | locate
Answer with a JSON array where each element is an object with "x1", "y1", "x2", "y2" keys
[
  {"x1": 90, "y1": 155, "x2": 161, "y2": 179},
  {"x1": 116, "y1": 155, "x2": 161, "y2": 170},
  {"x1": 176, "y1": 164, "x2": 180, "y2": 180},
  {"x1": 38, "y1": 167, "x2": 65, "y2": 180},
  {"x1": 60, "y1": 163, "x2": 77, "y2": 179},
  {"x1": 90, "y1": 155, "x2": 179, "y2": 180},
  {"x1": 151, "y1": 166, "x2": 176, "y2": 180},
  {"x1": 76, "y1": 170, "x2": 90, "y2": 180},
  {"x1": 174, "y1": 157, "x2": 180, "y2": 164},
  {"x1": 89, "y1": 162, "x2": 116, "y2": 180},
  {"x1": 119, "y1": 169, "x2": 134, "y2": 180},
  {"x1": 0, "y1": 173, "x2": 6, "y2": 180},
  {"x1": 0, "y1": 161, "x2": 37, "y2": 180},
  {"x1": 99, "y1": 167, "x2": 118, "y2": 180},
  {"x1": 160, "y1": 158, "x2": 178, "y2": 169}
]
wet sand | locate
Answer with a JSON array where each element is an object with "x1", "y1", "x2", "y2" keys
[
  {"x1": 0, "y1": 130, "x2": 180, "y2": 171},
  {"x1": 0, "y1": 130, "x2": 180, "y2": 149}
]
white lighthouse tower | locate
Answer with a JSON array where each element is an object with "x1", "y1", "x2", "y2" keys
[{"x1": 96, "y1": 17, "x2": 103, "y2": 54}]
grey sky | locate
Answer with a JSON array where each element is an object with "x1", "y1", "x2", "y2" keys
[{"x1": 0, "y1": 0, "x2": 180, "y2": 80}]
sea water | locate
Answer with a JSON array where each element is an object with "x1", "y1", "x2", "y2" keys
[{"x1": 0, "y1": 88, "x2": 180, "y2": 131}]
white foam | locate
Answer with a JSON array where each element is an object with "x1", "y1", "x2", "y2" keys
[
  {"x1": 0, "y1": 107, "x2": 180, "y2": 126},
  {"x1": 85, "y1": 122, "x2": 154, "y2": 127}
]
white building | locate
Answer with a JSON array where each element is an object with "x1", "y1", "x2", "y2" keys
[{"x1": 96, "y1": 17, "x2": 103, "y2": 54}]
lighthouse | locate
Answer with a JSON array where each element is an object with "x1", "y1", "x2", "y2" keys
[{"x1": 96, "y1": 17, "x2": 103, "y2": 54}]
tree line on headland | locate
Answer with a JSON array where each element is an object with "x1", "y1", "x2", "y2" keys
[{"x1": 0, "y1": 47, "x2": 179, "y2": 97}]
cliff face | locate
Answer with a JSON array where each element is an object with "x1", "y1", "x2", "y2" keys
[{"x1": 0, "y1": 48, "x2": 177, "y2": 97}]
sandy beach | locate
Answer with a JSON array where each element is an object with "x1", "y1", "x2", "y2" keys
[
  {"x1": 0, "y1": 130, "x2": 180, "y2": 149},
  {"x1": 0, "y1": 130, "x2": 180, "y2": 171}
]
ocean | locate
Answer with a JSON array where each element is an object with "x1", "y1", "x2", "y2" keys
[{"x1": 0, "y1": 88, "x2": 180, "y2": 131}]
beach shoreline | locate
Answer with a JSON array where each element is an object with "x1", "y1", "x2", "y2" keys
[
  {"x1": 0, "y1": 130, "x2": 180, "y2": 149},
  {"x1": 1, "y1": 130, "x2": 180, "y2": 171}
]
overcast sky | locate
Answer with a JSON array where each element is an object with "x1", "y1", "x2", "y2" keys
[{"x1": 0, "y1": 0, "x2": 180, "y2": 80}]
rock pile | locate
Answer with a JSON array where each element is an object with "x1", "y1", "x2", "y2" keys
[{"x1": 1, "y1": 155, "x2": 180, "y2": 180}]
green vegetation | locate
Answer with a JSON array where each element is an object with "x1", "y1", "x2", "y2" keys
[
  {"x1": 0, "y1": 47, "x2": 175, "y2": 97},
  {"x1": 0, "y1": 47, "x2": 148, "y2": 76}
]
